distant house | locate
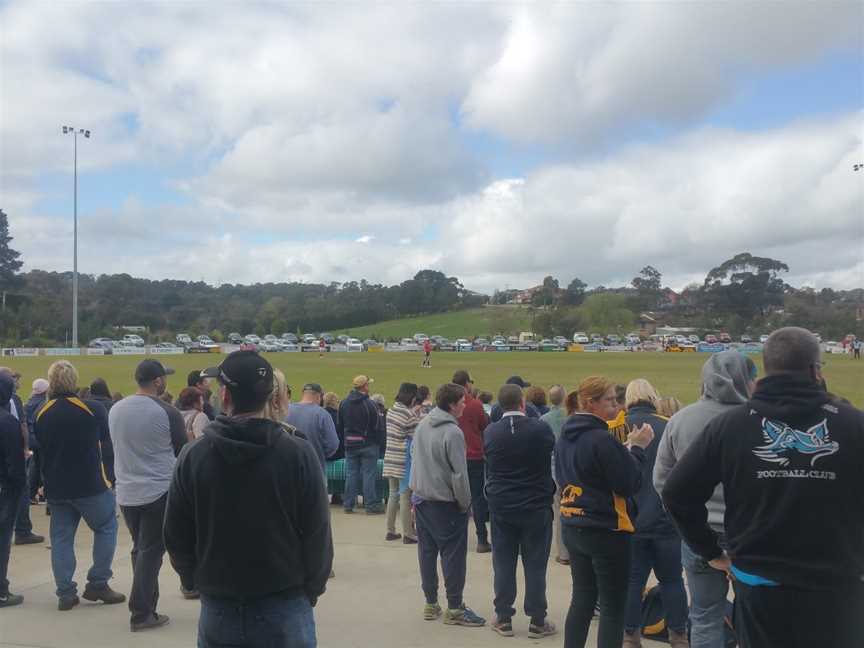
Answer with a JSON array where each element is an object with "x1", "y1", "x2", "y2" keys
[
  {"x1": 638, "y1": 313, "x2": 658, "y2": 337},
  {"x1": 508, "y1": 286, "x2": 544, "y2": 305}
]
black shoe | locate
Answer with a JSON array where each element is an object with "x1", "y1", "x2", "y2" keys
[
  {"x1": 366, "y1": 507, "x2": 385, "y2": 515},
  {"x1": 14, "y1": 533, "x2": 44, "y2": 545},
  {"x1": 476, "y1": 541, "x2": 492, "y2": 554},
  {"x1": 180, "y1": 586, "x2": 199, "y2": 600},
  {"x1": 131, "y1": 613, "x2": 170, "y2": 632},
  {"x1": 0, "y1": 592, "x2": 23, "y2": 608},
  {"x1": 386, "y1": 532, "x2": 402, "y2": 541},
  {"x1": 82, "y1": 585, "x2": 126, "y2": 605},
  {"x1": 403, "y1": 536, "x2": 418, "y2": 545},
  {"x1": 58, "y1": 595, "x2": 80, "y2": 611}
]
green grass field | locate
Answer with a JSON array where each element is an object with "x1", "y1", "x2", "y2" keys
[
  {"x1": 338, "y1": 306, "x2": 532, "y2": 340},
  {"x1": 4, "y1": 351, "x2": 862, "y2": 408}
]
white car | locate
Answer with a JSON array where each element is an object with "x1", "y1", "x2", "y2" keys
[
  {"x1": 573, "y1": 332, "x2": 590, "y2": 344},
  {"x1": 346, "y1": 338, "x2": 364, "y2": 352},
  {"x1": 244, "y1": 334, "x2": 261, "y2": 344},
  {"x1": 455, "y1": 338, "x2": 473, "y2": 351},
  {"x1": 176, "y1": 333, "x2": 192, "y2": 345},
  {"x1": 824, "y1": 341, "x2": 845, "y2": 354},
  {"x1": 626, "y1": 335, "x2": 641, "y2": 346},
  {"x1": 122, "y1": 334, "x2": 145, "y2": 347},
  {"x1": 258, "y1": 341, "x2": 280, "y2": 352},
  {"x1": 413, "y1": 333, "x2": 429, "y2": 343},
  {"x1": 760, "y1": 334, "x2": 769, "y2": 343}
]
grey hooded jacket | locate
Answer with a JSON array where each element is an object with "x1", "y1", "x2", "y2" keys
[
  {"x1": 653, "y1": 350, "x2": 753, "y2": 533},
  {"x1": 409, "y1": 407, "x2": 472, "y2": 512}
]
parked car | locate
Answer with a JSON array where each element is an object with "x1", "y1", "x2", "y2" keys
[
  {"x1": 228, "y1": 333, "x2": 243, "y2": 344},
  {"x1": 492, "y1": 336, "x2": 506, "y2": 345},
  {"x1": 507, "y1": 336, "x2": 520, "y2": 344},
  {"x1": 591, "y1": 334, "x2": 605, "y2": 344},
  {"x1": 320, "y1": 333, "x2": 335, "y2": 344},
  {"x1": 302, "y1": 334, "x2": 316, "y2": 344},
  {"x1": 719, "y1": 332, "x2": 732, "y2": 344},
  {"x1": 362, "y1": 339, "x2": 379, "y2": 350},
  {"x1": 244, "y1": 334, "x2": 261, "y2": 344},
  {"x1": 759, "y1": 334, "x2": 769, "y2": 343},
  {"x1": 346, "y1": 338, "x2": 364, "y2": 352},
  {"x1": 688, "y1": 335, "x2": 699, "y2": 343},
  {"x1": 258, "y1": 340, "x2": 280, "y2": 352},
  {"x1": 281, "y1": 333, "x2": 299, "y2": 343},
  {"x1": 741, "y1": 335, "x2": 752, "y2": 343},
  {"x1": 279, "y1": 342, "x2": 298, "y2": 352},
  {"x1": 122, "y1": 334, "x2": 145, "y2": 347},
  {"x1": 523, "y1": 340, "x2": 540, "y2": 351},
  {"x1": 336, "y1": 335, "x2": 349, "y2": 344},
  {"x1": 197, "y1": 335, "x2": 218, "y2": 346},
  {"x1": 606, "y1": 334, "x2": 622, "y2": 345},
  {"x1": 264, "y1": 334, "x2": 278, "y2": 343},
  {"x1": 414, "y1": 333, "x2": 429, "y2": 343},
  {"x1": 825, "y1": 341, "x2": 845, "y2": 354},
  {"x1": 704, "y1": 334, "x2": 718, "y2": 344},
  {"x1": 625, "y1": 335, "x2": 641, "y2": 346},
  {"x1": 473, "y1": 338, "x2": 489, "y2": 348},
  {"x1": 400, "y1": 337, "x2": 415, "y2": 346},
  {"x1": 455, "y1": 338, "x2": 473, "y2": 351},
  {"x1": 573, "y1": 332, "x2": 590, "y2": 344},
  {"x1": 153, "y1": 342, "x2": 182, "y2": 350},
  {"x1": 176, "y1": 333, "x2": 193, "y2": 346},
  {"x1": 87, "y1": 339, "x2": 114, "y2": 354},
  {"x1": 553, "y1": 336, "x2": 569, "y2": 347}
]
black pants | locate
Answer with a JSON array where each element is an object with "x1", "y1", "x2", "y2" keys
[
  {"x1": 467, "y1": 460, "x2": 488, "y2": 543},
  {"x1": 120, "y1": 494, "x2": 167, "y2": 624},
  {"x1": 28, "y1": 450, "x2": 43, "y2": 500},
  {"x1": 563, "y1": 526, "x2": 631, "y2": 648},
  {"x1": 415, "y1": 501, "x2": 468, "y2": 609},
  {"x1": 0, "y1": 487, "x2": 21, "y2": 596},
  {"x1": 733, "y1": 580, "x2": 864, "y2": 648},
  {"x1": 491, "y1": 507, "x2": 552, "y2": 624}
]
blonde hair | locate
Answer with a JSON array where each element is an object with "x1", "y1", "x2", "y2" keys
[
  {"x1": 657, "y1": 396, "x2": 683, "y2": 417},
  {"x1": 525, "y1": 385, "x2": 547, "y2": 408},
  {"x1": 571, "y1": 376, "x2": 616, "y2": 413},
  {"x1": 323, "y1": 392, "x2": 339, "y2": 410},
  {"x1": 548, "y1": 385, "x2": 565, "y2": 407},
  {"x1": 264, "y1": 368, "x2": 290, "y2": 422},
  {"x1": 625, "y1": 379, "x2": 660, "y2": 410},
  {"x1": 47, "y1": 361, "x2": 78, "y2": 398},
  {"x1": 371, "y1": 393, "x2": 386, "y2": 409}
]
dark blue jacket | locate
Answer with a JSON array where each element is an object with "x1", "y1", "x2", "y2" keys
[
  {"x1": 25, "y1": 393, "x2": 46, "y2": 450},
  {"x1": 337, "y1": 390, "x2": 384, "y2": 450},
  {"x1": 555, "y1": 413, "x2": 645, "y2": 532},
  {"x1": 625, "y1": 404, "x2": 674, "y2": 538},
  {"x1": 490, "y1": 401, "x2": 540, "y2": 422},
  {"x1": 35, "y1": 393, "x2": 114, "y2": 500},
  {"x1": 0, "y1": 376, "x2": 26, "y2": 494},
  {"x1": 484, "y1": 413, "x2": 555, "y2": 515}
]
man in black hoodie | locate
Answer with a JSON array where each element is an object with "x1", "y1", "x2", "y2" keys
[
  {"x1": 337, "y1": 375, "x2": 385, "y2": 514},
  {"x1": 164, "y1": 351, "x2": 332, "y2": 648},
  {"x1": 663, "y1": 327, "x2": 864, "y2": 648},
  {"x1": 484, "y1": 384, "x2": 557, "y2": 638},
  {"x1": 0, "y1": 373, "x2": 26, "y2": 607}
]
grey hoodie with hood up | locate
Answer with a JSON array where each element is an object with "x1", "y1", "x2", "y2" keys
[
  {"x1": 653, "y1": 350, "x2": 754, "y2": 533},
  {"x1": 409, "y1": 407, "x2": 472, "y2": 512}
]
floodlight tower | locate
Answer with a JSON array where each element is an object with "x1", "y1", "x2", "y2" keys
[{"x1": 61, "y1": 126, "x2": 90, "y2": 347}]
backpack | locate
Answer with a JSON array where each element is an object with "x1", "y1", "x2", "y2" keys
[{"x1": 640, "y1": 585, "x2": 737, "y2": 647}]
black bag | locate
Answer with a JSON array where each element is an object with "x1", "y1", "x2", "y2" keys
[{"x1": 640, "y1": 585, "x2": 737, "y2": 647}]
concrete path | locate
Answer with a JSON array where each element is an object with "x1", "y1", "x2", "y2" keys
[{"x1": 0, "y1": 502, "x2": 648, "y2": 647}]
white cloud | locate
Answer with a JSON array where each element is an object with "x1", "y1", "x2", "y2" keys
[{"x1": 355, "y1": 235, "x2": 374, "y2": 244}]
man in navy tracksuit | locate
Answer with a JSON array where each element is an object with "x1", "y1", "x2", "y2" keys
[
  {"x1": 484, "y1": 384, "x2": 557, "y2": 639},
  {"x1": 0, "y1": 373, "x2": 26, "y2": 607},
  {"x1": 663, "y1": 327, "x2": 864, "y2": 648}
]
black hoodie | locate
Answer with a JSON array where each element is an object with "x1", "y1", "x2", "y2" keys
[
  {"x1": 0, "y1": 375, "x2": 25, "y2": 495},
  {"x1": 337, "y1": 389, "x2": 384, "y2": 449},
  {"x1": 663, "y1": 374, "x2": 864, "y2": 590},
  {"x1": 164, "y1": 415, "x2": 333, "y2": 603},
  {"x1": 555, "y1": 413, "x2": 645, "y2": 532}
]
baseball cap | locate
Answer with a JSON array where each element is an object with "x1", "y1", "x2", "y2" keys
[
  {"x1": 303, "y1": 383, "x2": 323, "y2": 394},
  {"x1": 202, "y1": 351, "x2": 274, "y2": 399},
  {"x1": 135, "y1": 359, "x2": 175, "y2": 384},
  {"x1": 505, "y1": 375, "x2": 530, "y2": 388},
  {"x1": 352, "y1": 375, "x2": 374, "y2": 389},
  {"x1": 32, "y1": 378, "x2": 49, "y2": 395}
]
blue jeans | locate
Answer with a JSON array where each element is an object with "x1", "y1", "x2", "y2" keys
[
  {"x1": 0, "y1": 487, "x2": 21, "y2": 596},
  {"x1": 344, "y1": 445, "x2": 380, "y2": 510},
  {"x1": 199, "y1": 593, "x2": 316, "y2": 648},
  {"x1": 48, "y1": 489, "x2": 118, "y2": 598},
  {"x1": 398, "y1": 438, "x2": 412, "y2": 496},
  {"x1": 682, "y1": 540, "x2": 730, "y2": 648},
  {"x1": 624, "y1": 535, "x2": 689, "y2": 634}
]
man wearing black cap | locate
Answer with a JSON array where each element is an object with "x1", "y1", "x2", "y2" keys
[
  {"x1": 165, "y1": 351, "x2": 332, "y2": 648},
  {"x1": 109, "y1": 359, "x2": 186, "y2": 631},
  {"x1": 183, "y1": 370, "x2": 216, "y2": 421},
  {"x1": 285, "y1": 383, "x2": 339, "y2": 473},
  {"x1": 490, "y1": 376, "x2": 541, "y2": 422}
]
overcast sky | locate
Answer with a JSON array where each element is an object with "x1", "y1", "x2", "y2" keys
[{"x1": 2, "y1": 2, "x2": 862, "y2": 293}]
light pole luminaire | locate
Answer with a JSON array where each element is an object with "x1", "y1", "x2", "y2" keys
[{"x1": 61, "y1": 126, "x2": 90, "y2": 347}]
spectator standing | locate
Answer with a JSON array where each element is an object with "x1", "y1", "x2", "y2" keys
[
  {"x1": 653, "y1": 350, "x2": 756, "y2": 648},
  {"x1": 663, "y1": 328, "x2": 864, "y2": 648},
  {"x1": 414, "y1": 385, "x2": 433, "y2": 419},
  {"x1": 89, "y1": 378, "x2": 115, "y2": 415},
  {"x1": 556, "y1": 376, "x2": 654, "y2": 648},
  {"x1": 490, "y1": 376, "x2": 540, "y2": 421},
  {"x1": 166, "y1": 351, "x2": 332, "y2": 648},
  {"x1": 621, "y1": 380, "x2": 689, "y2": 648},
  {"x1": 853, "y1": 337, "x2": 861, "y2": 359},
  {"x1": 410, "y1": 383, "x2": 485, "y2": 627},
  {"x1": 35, "y1": 361, "x2": 124, "y2": 611},
  {"x1": 525, "y1": 386, "x2": 550, "y2": 416},
  {"x1": 540, "y1": 384, "x2": 569, "y2": 565},
  {"x1": 452, "y1": 370, "x2": 491, "y2": 553},
  {"x1": 285, "y1": 383, "x2": 340, "y2": 473},
  {"x1": 339, "y1": 376, "x2": 385, "y2": 514},
  {"x1": 24, "y1": 378, "x2": 49, "y2": 504},
  {"x1": 607, "y1": 384, "x2": 628, "y2": 444},
  {"x1": 322, "y1": 392, "x2": 343, "y2": 459},
  {"x1": 479, "y1": 391, "x2": 493, "y2": 416},
  {"x1": 485, "y1": 384, "x2": 557, "y2": 638},
  {"x1": 109, "y1": 360, "x2": 186, "y2": 631},
  {"x1": 184, "y1": 371, "x2": 216, "y2": 420},
  {"x1": 177, "y1": 387, "x2": 209, "y2": 442},
  {"x1": 0, "y1": 373, "x2": 25, "y2": 607},
  {"x1": 0, "y1": 367, "x2": 42, "y2": 546},
  {"x1": 656, "y1": 396, "x2": 683, "y2": 418},
  {"x1": 382, "y1": 383, "x2": 420, "y2": 543}
]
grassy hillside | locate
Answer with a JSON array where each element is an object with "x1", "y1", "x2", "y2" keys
[{"x1": 338, "y1": 306, "x2": 533, "y2": 340}]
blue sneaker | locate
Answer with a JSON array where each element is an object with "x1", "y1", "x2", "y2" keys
[{"x1": 444, "y1": 604, "x2": 486, "y2": 627}]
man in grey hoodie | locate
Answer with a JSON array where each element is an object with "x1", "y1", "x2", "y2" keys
[
  {"x1": 410, "y1": 383, "x2": 485, "y2": 628},
  {"x1": 654, "y1": 350, "x2": 756, "y2": 648}
]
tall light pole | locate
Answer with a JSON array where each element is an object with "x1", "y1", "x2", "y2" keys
[{"x1": 61, "y1": 126, "x2": 90, "y2": 347}]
